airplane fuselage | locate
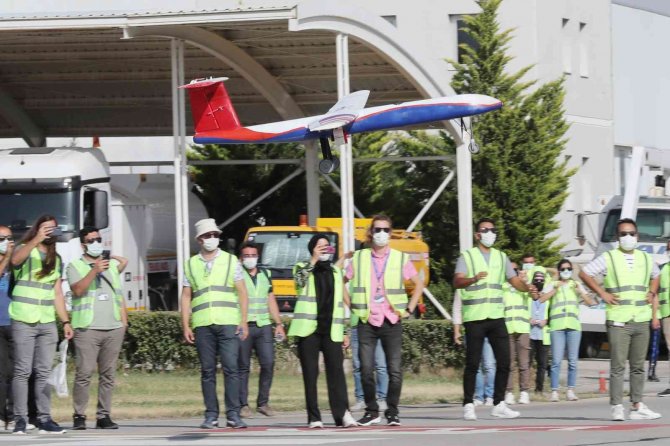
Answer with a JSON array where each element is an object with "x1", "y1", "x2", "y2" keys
[{"x1": 193, "y1": 94, "x2": 502, "y2": 145}]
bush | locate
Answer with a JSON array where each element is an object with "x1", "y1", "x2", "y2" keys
[
  {"x1": 422, "y1": 281, "x2": 455, "y2": 320},
  {"x1": 120, "y1": 312, "x2": 464, "y2": 372}
]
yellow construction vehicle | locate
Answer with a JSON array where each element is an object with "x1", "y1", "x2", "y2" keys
[{"x1": 244, "y1": 216, "x2": 429, "y2": 312}]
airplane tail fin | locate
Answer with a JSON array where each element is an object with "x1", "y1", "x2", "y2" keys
[{"x1": 180, "y1": 77, "x2": 241, "y2": 133}]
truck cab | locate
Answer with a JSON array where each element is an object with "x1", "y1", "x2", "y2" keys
[{"x1": 244, "y1": 217, "x2": 430, "y2": 312}]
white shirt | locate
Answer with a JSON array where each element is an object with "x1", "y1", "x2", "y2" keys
[{"x1": 582, "y1": 251, "x2": 660, "y2": 279}]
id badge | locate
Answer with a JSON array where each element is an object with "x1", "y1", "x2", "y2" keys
[
  {"x1": 98, "y1": 293, "x2": 109, "y2": 301},
  {"x1": 374, "y1": 293, "x2": 385, "y2": 303}
]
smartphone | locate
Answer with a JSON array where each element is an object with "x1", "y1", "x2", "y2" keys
[
  {"x1": 50, "y1": 227, "x2": 63, "y2": 237},
  {"x1": 324, "y1": 246, "x2": 336, "y2": 254},
  {"x1": 102, "y1": 250, "x2": 111, "y2": 261}
]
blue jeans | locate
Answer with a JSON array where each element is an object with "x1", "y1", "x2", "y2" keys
[
  {"x1": 195, "y1": 324, "x2": 241, "y2": 420},
  {"x1": 474, "y1": 337, "x2": 496, "y2": 401},
  {"x1": 351, "y1": 326, "x2": 388, "y2": 401},
  {"x1": 238, "y1": 324, "x2": 274, "y2": 407},
  {"x1": 550, "y1": 329, "x2": 581, "y2": 390}
]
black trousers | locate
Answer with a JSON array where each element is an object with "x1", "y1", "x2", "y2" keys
[
  {"x1": 297, "y1": 332, "x2": 349, "y2": 425},
  {"x1": 359, "y1": 320, "x2": 402, "y2": 417},
  {"x1": 0, "y1": 326, "x2": 11, "y2": 423},
  {"x1": 530, "y1": 339, "x2": 548, "y2": 392},
  {"x1": 463, "y1": 318, "x2": 510, "y2": 406}
]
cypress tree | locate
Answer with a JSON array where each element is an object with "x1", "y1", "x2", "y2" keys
[{"x1": 449, "y1": 0, "x2": 574, "y2": 265}]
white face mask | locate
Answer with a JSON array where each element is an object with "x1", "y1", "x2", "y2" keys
[
  {"x1": 318, "y1": 254, "x2": 332, "y2": 262},
  {"x1": 242, "y1": 258, "x2": 258, "y2": 270},
  {"x1": 372, "y1": 231, "x2": 390, "y2": 247},
  {"x1": 0, "y1": 240, "x2": 8, "y2": 255},
  {"x1": 480, "y1": 232, "x2": 497, "y2": 248},
  {"x1": 522, "y1": 262, "x2": 535, "y2": 271},
  {"x1": 619, "y1": 234, "x2": 637, "y2": 251},
  {"x1": 86, "y1": 241, "x2": 103, "y2": 258},
  {"x1": 559, "y1": 270, "x2": 572, "y2": 280},
  {"x1": 202, "y1": 238, "x2": 220, "y2": 252}
]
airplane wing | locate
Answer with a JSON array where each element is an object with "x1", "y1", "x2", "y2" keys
[{"x1": 308, "y1": 90, "x2": 370, "y2": 131}]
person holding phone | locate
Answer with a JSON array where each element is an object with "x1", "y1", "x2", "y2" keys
[
  {"x1": 181, "y1": 218, "x2": 249, "y2": 430},
  {"x1": 66, "y1": 227, "x2": 128, "y2": 430},
  {"x1": 290, "y1": 234, "x2": 356, "y2": 428},
  {"x1": 9, "y1": 215, "x2": 73, "y2": 434},
  {"x1": 346, "y1": 215, "x2": 423, "y2": 427}
]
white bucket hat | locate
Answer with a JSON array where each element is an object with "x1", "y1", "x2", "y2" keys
[{"x1": 194, "y1": 218, "x2": 221, "y2": 239}]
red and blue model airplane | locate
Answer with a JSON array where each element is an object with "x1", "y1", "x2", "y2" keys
[{"x1": 181, "y1": 77, "x2": 502, "y2": 174}]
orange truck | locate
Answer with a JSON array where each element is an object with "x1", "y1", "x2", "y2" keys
[{"x1": 243, "y1": 217, "x2": 430, "y2": 312}]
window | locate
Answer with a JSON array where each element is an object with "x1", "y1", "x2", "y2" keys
[
  {"x1": 578, "y1": 22, "x2": 589, "y2": 78},
  {"x1": 562, "y1": 18, "x2": 572, "y2": 74},
  {"x1": 456, "y1": 19, "x2": 479, "y2": 64}
]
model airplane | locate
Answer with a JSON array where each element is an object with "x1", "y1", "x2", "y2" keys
[{"x1": 181, "y1": 77, "x2": 502, "y2": 174}]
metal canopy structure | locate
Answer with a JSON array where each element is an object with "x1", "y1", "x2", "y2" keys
[{"x1": 0, "y1": 1, "x2": 476, "y2": 294}]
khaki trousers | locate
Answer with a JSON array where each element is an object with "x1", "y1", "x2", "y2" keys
[
  {"x1": 73, "y1": 327, "x2": 125, "y2": 418},
  {"x1": 607, "y1": 321, "x2": 649, "y2": 406},
  {"x1": 507, "y1": 332, "x2": 531, "y2": 392}
]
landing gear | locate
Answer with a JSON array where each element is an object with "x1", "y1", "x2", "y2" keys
[{"x1": 318, "y1": 137, "x2": 340, "y2": 174}]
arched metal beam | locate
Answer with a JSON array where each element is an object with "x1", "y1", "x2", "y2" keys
[
  {"x1": 289, "y1": 0, "x2": 463, "y2": 144},
  {"x1": 122, "y1": 25, "x2": 304, "y2": 120},
  {"x1": 0, "y1": 86, "x2": 45, "y2": 147}
]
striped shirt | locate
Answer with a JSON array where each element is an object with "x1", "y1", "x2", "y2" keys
[{"x1": 581, "y1": 251, "x2": 660, "y2": 279}]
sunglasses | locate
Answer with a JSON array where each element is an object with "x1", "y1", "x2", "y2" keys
[
  {"x1": 0, "y1": 236, "x2": 13, "y2": 242},
  {"x1": 241, "y1": 254, "x2": 258, "y2": 258},
  {"x1": 560, "y1": 268, "x2": 573, "y2": 272},
  {"x1": 84, "y1": 237, "x2": 102, "y2": 244},
  {"x1": 373, "y1": 227, "x2": 391, "y2": 233},
  {"x1": 618, "y1": 231, "x2": 637, "y2": 237},
  {"x1": 478, "y1": 228, "x2": 497, "y2": 234},
  {"x1": 200, "y1": 232, "x2": 220, "y2": 240}
]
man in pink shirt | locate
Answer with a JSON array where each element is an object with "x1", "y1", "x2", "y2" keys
[{"x1": 346, "y1": 215, "x2": 423, "y2": 427}]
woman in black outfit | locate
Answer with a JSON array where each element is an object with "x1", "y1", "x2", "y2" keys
[{"x1": 288, "y1": 234, "x2": 356, "y2": 428}]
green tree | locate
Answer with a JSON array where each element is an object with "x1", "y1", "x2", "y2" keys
[{"x1": 449, "y1": 0, "x2": 574, "y2": 265}]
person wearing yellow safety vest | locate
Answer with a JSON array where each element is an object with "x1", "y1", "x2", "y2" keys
[
  {"x1": 503, "y1": 258, "x2": 534, "y2": 406},
  {"x1": 66, "y1": 227, "x2": 128, "y2": 430},
  {"x1": 289, "y1": 234, "x2": 356, "y2": 428},
  {"x1": 656, "y1": 240, "x2": 670, "y2": 397},
  {"x1": 180, "y1": 218, "x2": 249, "y2": 430},
  {"x1": 540, "y1": 259, "x2": 594, "y2": 403},
  {"x1": 237, "y1": 242, "x2": 284, "y2": 419},
  {"x1": 0, "y1": 224, "x2": 15, "y2": 430},
  {"x1": 580, "y1": 218, "x2": 662, "y2": 421},
  {"x1": 9, "y1": 215, "x2": 73, "y2": 435},
  {"x1": 454, "y1": 217, "x2": 536, "y2": 421},
  {"x1": 346, "y1": 215, "x2": 423, "y2": 427}
]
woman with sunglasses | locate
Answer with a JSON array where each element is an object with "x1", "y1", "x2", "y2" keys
[{"x1": 540, "y1": 259, "x2": 594, "y2": 402}]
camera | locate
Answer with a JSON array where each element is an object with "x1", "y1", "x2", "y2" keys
[
  {"x1": 50, "y1": 227, "x2": 63, "y2": 237},
  {"x1": 324, "y1": 246, "x2": 336, "y2": 254},
  {"x1": 531, "y1": 271, "x2": 545, "y2": 292}
]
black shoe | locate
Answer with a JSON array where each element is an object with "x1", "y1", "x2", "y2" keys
[
  {"x1": 38, "y1": 418, "x2": 66, "y2": 434},
  {"x1": 72, "y1": 414, "x2": 87, "y2": 430},
  {"x1": 648, "y1": 374, "x2": 660, "y2": 382},
  {"x1": 226, "y1": 417, "x2": 247, "y2": 429},
  {"x1": 12, "y1": 418, "x2": 26, "y2": 435},
  {"x1": 356, "y1": 412, "x2": 381, "y2": 426},
  {"x1": 658, "y1": 388, "x2": 670, "y2": 397},
  {"x1": 96, "y1": 416, "x2": 118, "y2": 429},
  {"x1": 386, "y1": 414, "x2": 401, "y2": 426}
]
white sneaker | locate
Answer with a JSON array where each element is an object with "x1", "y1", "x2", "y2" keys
[
  {"x1": 518, "y1": 391, "x2": 530, "y2": 404},
  {"x1": 491, "y1": 401, "x2": 520, "y2": 419},
  {"x1": 342, "y1": 410, "x2": 357, "y2": 428},
  {"x1": 611, "y1": 404, "x2": 625, "y2": 421},
  {"x1": 377, "y1": 399, "x2": 388, "y2": 411},
  {"x1": 630, "y1": 403, "x2": 661, "y2": 420},
  {"x1": 463, "y1": 403, "x2": 477, "y2": 421},
  {"x1": 309, "y1": 421, "x2": 324, "y2": 428},
  {"x1": 484, "y1": 397, "x2": 494, "y2": 406},
  {"x1": 550, "y1": 391, "x2": 560, "y2": 402},
  {"x1": 351, "y1": 400, "x2": 365, "y2": 411},
  {"x1": 504, "y1": 392, "x2": 516, "y2": 405},
  {"x1": 566, "y1": 389, "x2": 579, "y2": 401},
  {"x1": 473, "y1": 399, "x2": 484, "y2": 406}
]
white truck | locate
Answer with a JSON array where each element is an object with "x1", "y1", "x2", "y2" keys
[
  {"x1": 0, "y1": 146, "x2": 207, "y2": 311},
  {"x1": 571, "y1": 146, "x2": 670, "y2": 357}
]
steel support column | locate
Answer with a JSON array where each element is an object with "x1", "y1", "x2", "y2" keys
[{"x1": 457, "y1": 123, "x2": 473, "y2": 251}]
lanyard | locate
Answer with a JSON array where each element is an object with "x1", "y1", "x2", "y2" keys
[{"x1": 371, "y1": 252, "x2": 390, "y2": 299}]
